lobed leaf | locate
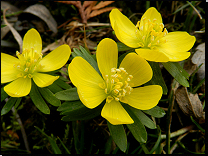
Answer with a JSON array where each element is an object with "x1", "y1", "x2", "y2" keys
[
  {"x1": 55, "y1": 87, "x2": 79, "y2": 101},
  {"x1": 147, "y1": 61, "x2": 168, "y2": 95},
  {"x1": 107, "y1": 121, "x2": 127, "y2": 152},
  {"x1": 38, "y1": 87, "x2": 61, "y2": 106},
  {"x1": 122, "y1": 103, "x2": 147, "y2": 143},
  {"x1": 30, "y1": 82, "x2": 50, "y2": 114},
  {"x1": 162, "y1": 62, "x2": 189, "y2": 87},
  {"x1": 1, "y1": 97, "x2": 18, "y2": 115},
  {"x1": 142, "y1": 106, "x2": 166, "y2": 118},
  {"x1": 129, "y1": 107, "x2": 156, "y2": 129}
]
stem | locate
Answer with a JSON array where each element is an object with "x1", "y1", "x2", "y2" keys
[
  {"x1": 166, "y1": 80, "x2": 179, "y2": 154},
  {"x1": 12, "y1": 107, "x2": 30, "y2": 153}
]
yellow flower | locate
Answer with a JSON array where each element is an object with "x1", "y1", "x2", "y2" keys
[
  {"x1": 68, "y1": 38, "x2": 162, "y2": 125},
  {"x1": 1, "y1": 28, "x2": 71, "y2": 97},
  {"x1": 110, "y1": 7, "x2": 196, "y2": 62}
]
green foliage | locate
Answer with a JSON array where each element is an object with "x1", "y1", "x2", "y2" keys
[
  {"x1": 147, "y1": 62, "x2": 168, "y2": 95},
  {"x1": 162, "y1": 62, "x2": 190, "y2": 87},
  {"x1": 29, "y1": 81, "x2": 50, "y2": 114},
  {"x1": 107, "y1": 122, "x2": 127, "y2": 152},
  {"x1": 55, "y1": 88, "x2": 79, "y2": 101},
  {"x1": 1, "y1": 97, "x2": 18, "y2": 116}
]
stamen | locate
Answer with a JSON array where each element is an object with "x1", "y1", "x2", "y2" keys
[{"x1": 24, "y1": 68, "x2": 29, "y2": 72}]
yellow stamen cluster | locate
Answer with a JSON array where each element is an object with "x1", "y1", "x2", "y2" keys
[
  {"x1": 99, "y1": 67, "x2": 134, "y2": 103},
  {"x1": 135, "y1": 17, "x2": 168, "y2": 49},
  {"x1": 14, "y1": 48, "x2": 43, "y2": 79}
]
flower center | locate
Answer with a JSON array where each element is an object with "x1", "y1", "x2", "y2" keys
[
  {"x1": 135, "y1": 17, "x2": 168, "y2": 49},
  {"x1": 13, "y1": 48, "x2": 44, "y2": 79},
  {"x1": 99, "y1": 67, "x2": 134, "y2": 103}
]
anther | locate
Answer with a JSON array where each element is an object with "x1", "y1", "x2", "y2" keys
[
  {"x1": 151, "y1": 36, "x2": 155, "y2": 41},
  {"x1": 111, "y1": 68, "x2": 116, "y2": 73},
  {"x1": 24, "y1": 68, "x2": 29, "y2": 72},
  {"x1": 142, "y1": 36, "x2": 145, "y2": 41},
  {"x1": 148, "y1": 43, "x2": 152, "y2": 47},
  {"x1": 115, "y1": 97, "x2": 120, "y2": 101}
]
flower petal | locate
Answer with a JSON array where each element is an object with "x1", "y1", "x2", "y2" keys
[
  {"x1": 23, "y1": 28, "x2": 42, "y2": 54},
  {"x1": 140, "y1": 7, "x2": 162, "y2": 30},
  {"x1": 114, "y1": 21, "x2": 140, "y2": 48},
  {"x1": 119, "y1": 53, "x2": 152, "y2": 87},
  {"x1": 101, "y1": 100, "x2": 134, "y2": 125},
  {"x1": 96, "y1": 38, "x2": 118, "y2": 77},
  {"x1": 33, "y1": 73, "x2": 59, "y2": 87},
  {"x1": 162, "y1": 32, "x2": 196, "y2": 52},
  {"x1": 110, "y1": 8, "x2": 137, "y2": 34},
  {"x1": 38, "y1": 44, "x2": 71, "y2": 72},
  {"x1": 68, "y1": 56, "x2": 106, "y2": 108},
  {"x1": 1, "y1": 53, "x2": 20, "y2": 83},
  {"x1": 135, "y1": 49, "x2": 169, "y2": 62},
  {"x1": 4, "y1": 77, "x2": 31, "y2": 97},
  {"x1": 110, "y1": 9, "x2": 139, "y2": 48},
  {"x1": 158, "y1": 32, "x2": 195, "y2": 61},
  {"x1": 125, "y1": 85, "x2": 162, "y2": 110}
]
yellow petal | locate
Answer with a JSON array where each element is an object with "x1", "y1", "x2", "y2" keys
[
  {"x1": 4, "y1": 77, "x2": 31, "y2": 97},
  {"x1": 114, "y1": 21, "x2": 140, "y2": 48},
  {"x1": 33, "y1": 73, "x2": 59, "y2": 87},
  {"x1": 119, "y1": 53, "x2": 152, "y2": 87},
  {"x1": 110, "y1": 8, "x2": 137, "y2": 33},
  {"x1": 77, "y1": 86, "x2": 106, "y2": 109},
  {"x1": 125, "y1": 85, "x2": 162, "y2": 110},
  {"x1": 135, "y1": 49, "x2": 169, "y2": 62},
  {"x1": 68, "y1": 56, "x2": 106, "y2": 108},
  {"x1": 161, "y1": 32, "x2": 196, "y2": 52},
  {"x1": 96, "y1": 38, "x2": 118, "y2": 77},
  {"x1": 23, "y1": 28, "x2": 42, "y2": 55},
  {"x1": 140, "y1": 7, "x2": 162, "y2": 30},
  {"x1": 158, "y1": 32, "x2": 195, "y2": 61},
  {"x1": 109, "y1": 9, "x2": 139, "y2": 48},
  {"x1": 101, "y1": 100, "x2": 134, "y2": 125},
  {"x1": 38, "y1": 44, "x2": 71, "y2": 72},
  {"x1": 1, "y1": 53, "x2": 20, "y2": 83}
]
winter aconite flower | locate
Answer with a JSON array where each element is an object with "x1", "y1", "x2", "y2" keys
[
  {"x1": 110, "y1": 7, "x2": 196, "y2": 62},
  {"x1": 1, "y1": 28, "x2": 71, "y2": 97},
  {"x1": 68, "y1": 38, "x2": 162, "y2": 125}
]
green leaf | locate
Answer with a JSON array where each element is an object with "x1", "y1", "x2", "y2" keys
[
  {"x1": 117, "y1": 42, "x2": 134, "y2": 52},
  {"x1": 47, "y1": 82, "x2": 63, "y2": 93},
  {"x1": 55, "y1": 87, "x2": 79, "y2": 101},
  {"x1": 1, "y1": 87, "x2": 8, "y2": 102},
  {"x1": 61, "y1": 101, "x2": 104, "y2": 121},
  {"x1": 38, "y1": 87, "x2": 61, "y2": 106},
  {"x1": 147, "y1": 62, "x2": 168, "y2": 95},
  {"x1": 122, "y1": 104, "x2": 147, "y2": 143},
  {"x1": 107, "y1": 121, "x2": 127, "y2": 152},
  {"x1": 1, "y1": 97, "x2": 18, "y2": 115},
  {"x1": 29, "y1": 82, "x2": 50, "y2": 114},
  {"x1": 57, "y1": 101, "x2": 84, "y2": 112},
  {"x1": 54, "y1": 78, "x2": 72, "y2": 89},
  {"x1": 72, "y1": 46, "x2": 101, "y2": 75},
  {"x1": 142, "y1": 106, "x2": 166, "y2": 118},
  {"x1": 14, "y1": 97, "x2": 22, "y2": 109},
  {"x1": 129, "y1": 107, "x2": 156, "y2": 129},
  {"x1": 35, "y1": 126, "x2": 62, "y2": 154},
  {"x1": 162, "y1": 62, "x2": 189, "y2": 87},
  {"x1": 104, "y1": 136, "x2": 113, "y2": 154}
]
